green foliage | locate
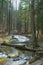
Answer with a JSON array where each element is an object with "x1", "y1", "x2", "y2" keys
[
  {"x1": 19, "y1": 0, "x2": 29, "y2": 33},
  {"x1": 36, "y1": 0, "x2": 43, "y2": 34}
]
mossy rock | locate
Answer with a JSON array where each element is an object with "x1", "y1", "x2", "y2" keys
[
  {"x1": 0, "y1": 58, "x2": 8, "y2": 64},
  {"x1": 8, "y1": 53, "x2": 18, "y2": 58},
  {"x1": 3, "y1": 38, "x2": 12, "y2": 43}
]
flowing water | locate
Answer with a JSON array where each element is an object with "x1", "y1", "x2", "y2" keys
[
  {"x1": 0, "y1": 35, "x2": 34, "y2": 65},
  {"x1": 0, "y1": 45, "x2": 34, "y2": 65}
]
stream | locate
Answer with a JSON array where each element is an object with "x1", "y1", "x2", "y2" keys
[
  {"x1": 0, "y1": 35, "x2": 34, "y2": 65},
  {"x1": 0, "y1": 46, "x2": 34, "y2": 65}
]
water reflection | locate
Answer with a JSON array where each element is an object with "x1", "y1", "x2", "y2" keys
[{"x1": 0, "y1": 46, "x2": 33, "y2": 65}]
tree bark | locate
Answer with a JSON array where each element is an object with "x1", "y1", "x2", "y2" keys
[{"x1": 30, "y1": 0, "x2": 39, "y2": 48}]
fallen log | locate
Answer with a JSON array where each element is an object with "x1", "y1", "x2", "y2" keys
[{"x1": 1, "y1": 43, "x2": 43, "y2": 52}]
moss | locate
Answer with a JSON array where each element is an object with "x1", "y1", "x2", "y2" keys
[{"x1": 0, "y1": 58, "x2": 7, "y2": 64}]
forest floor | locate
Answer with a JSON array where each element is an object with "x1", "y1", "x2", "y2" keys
[
  {"x1": 30, "y1": 58, "x2": 43, "y2": 65},
  {"x1": 30, "y1": 38, "x2": 43, "y2": 65}
]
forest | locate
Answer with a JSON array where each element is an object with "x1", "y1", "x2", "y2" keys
[{"x1": 0, "y1": 0, "x2": 43, "y2": 65}]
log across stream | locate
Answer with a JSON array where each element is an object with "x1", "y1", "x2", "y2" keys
[{"x1": 2, "y1": 43, "x2": 43, "y2": 52}]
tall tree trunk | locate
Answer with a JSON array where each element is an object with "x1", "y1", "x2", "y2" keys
[
  {"x1": 30, "y1": 0, "x2": 39, "y2": 48},
  {"x1": 8, "y1": 0, "x2": 12, "y2": 34},
  {"x1": 1, "y1": 0, "x2": 3, "y2": 32}
]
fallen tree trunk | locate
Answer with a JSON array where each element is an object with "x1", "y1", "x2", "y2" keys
[{"x1": 1, "y1": 43, "x2": 43, "y2": 52}]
